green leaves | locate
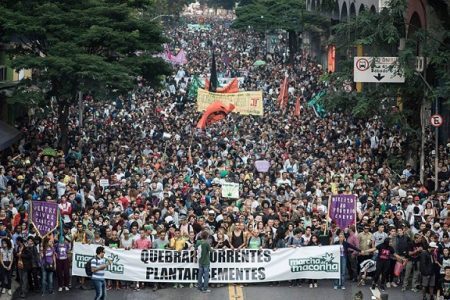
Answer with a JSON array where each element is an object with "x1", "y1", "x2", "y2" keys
[
  {"x1": 0, "y1": 0, "x2": 170, "y2": 105},
  {"x1": 234, "y1": 0, "x2": 328, "y2": 33},
  {"x1": 325, "y1": 0, "x2": 449, "y2": 128}
]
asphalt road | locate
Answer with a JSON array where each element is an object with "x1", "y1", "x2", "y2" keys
[{"x1": 19, "y1": 280, "x2": 423, "y2": 300}]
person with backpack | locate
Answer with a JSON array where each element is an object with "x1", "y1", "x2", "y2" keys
[{"x1": 88, "y1": 246, "x2": 111, "y2": 300}]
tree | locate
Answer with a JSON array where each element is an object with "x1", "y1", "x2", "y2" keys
[
  {"x1": 319, "y1": 0, "x2": 450, "y2": 173},
  {"x1": 0, "y1": 0, "x2": 171, "y2": 151},
  {"x1": 233, "y1": 0, "x2": 329, "y2": 63}
]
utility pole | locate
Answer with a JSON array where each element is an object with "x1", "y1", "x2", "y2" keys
[
  {"x1": 434, "y1": 97, "x2": 439, "y2": 191},
  {"x1": 356, "y1": 45, "x2": 363, "y2": 92},
  {"x1": 417, "y1": 71, "x2": 439, "y2": 191},
  {"x1": 78, "y1": 91, "x2": 83, "y2": 128}
]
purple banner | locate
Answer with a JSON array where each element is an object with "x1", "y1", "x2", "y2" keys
[
  {"x1": 329, "y1": 195, "x2": 357, "y2": 229},
  {"x1": 31, "y1": 201, "x2": 59, "y2": 237}
]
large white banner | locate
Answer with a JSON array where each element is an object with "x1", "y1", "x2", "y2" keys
[{"x1": 72, "y1": 243, "x2": 341, "y2": 282}]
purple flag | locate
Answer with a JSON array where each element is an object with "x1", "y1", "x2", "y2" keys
[
  {"x1": 171, "y1": 49, "x2": 188, "y2": 65},
  {"x1": 31, "y1": 201, "x2": 59, "y2": 237},
  {"x1": 328, "y1": 195, "x2": 357, "y2": 230}
]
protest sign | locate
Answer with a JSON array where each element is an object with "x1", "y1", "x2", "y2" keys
[
  {"x1": 328, "y1": 194, "x2": 357, "y2": 229},
  {"x1": 255, "y1": 160, "x2": 270, "y2": 172},
  {"x1": 30, "y1": 201, "x2": 59, "y2": 237},
  {"x1": 197, "y1": 88, "x2": 263, "y2": 116},
  {"x1": 99, "y1": 179, "x2": 109, "y2": 187},
  {"x1": 221, "y1": 182, "x2": 240, "y2": 198},
  {"x1": 72, "y1": 243, "x2": 340, "y2": 282}
]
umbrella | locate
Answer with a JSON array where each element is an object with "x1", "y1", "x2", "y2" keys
[
  {"x1": 255, "y1": 160, "x2": 270, "y2": 172},
  {"x1": 41, "y1": 147, "x2": 58, "y2": 157},
  {"x1": 253, "y1": 60, "x2": 266, "y2": 67}
]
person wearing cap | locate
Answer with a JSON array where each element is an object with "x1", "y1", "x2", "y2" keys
[
  {"x1": 420, "y1": 242, "x2": 439, "y2": 300},
  {"x1": 206, "y1": 210, "x2": 218, "y2": 232}
]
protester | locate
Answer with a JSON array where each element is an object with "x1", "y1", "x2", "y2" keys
[
  {"x1": 334, "y1": 232, "x2": 362, "y2": 290},
  {"x1": 0, "y1": 11, "x2": 449, "y2": 299},
  {"x1": 91, "y1": 246, "x2": 111, "y2": 300},
  {"x1": 420, "y1": 242, "x2": 439, "y2": 300},
  {"x1": 196, "y1": 230, "x2": 212, "y2": 293},
  {"x1": 367, "y1": 237, "x2": 405, "y2": 292},
  {"x1": 0, "y1": 237, "x2": 13, "y2": 295},
  {"x1": 55, "y1": 236, "x2": 71, "y2": 292},
  {"x1": 41, "y1": 237, "x2": 56, "y2": 295}
]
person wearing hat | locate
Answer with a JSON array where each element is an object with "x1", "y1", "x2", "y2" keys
[{"x1": 420, "y1": 242, "x2": 439, "y2": 300}]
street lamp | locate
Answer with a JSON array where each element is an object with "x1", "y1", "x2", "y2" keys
[{"x1": 151, "y1": 14, "x2": 173, "y2": 21}]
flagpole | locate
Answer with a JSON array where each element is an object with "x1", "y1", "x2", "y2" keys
[{"x1": 325, "y1": 194, "x2": 331, "y2": 235}]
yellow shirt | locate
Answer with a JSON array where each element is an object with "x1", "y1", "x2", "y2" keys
[{"x1": 174, "y1": 237, "x2": 187, "y2": 251}]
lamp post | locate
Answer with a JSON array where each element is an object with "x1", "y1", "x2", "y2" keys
[
  {"x1": 416, "y1": 71, "x2": 439, "y2": 191},
  {"x1": 150, "y1": 14, "x2": 173, "y2": 21}
]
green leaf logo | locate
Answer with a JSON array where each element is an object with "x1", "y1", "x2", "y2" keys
[{"x1": 322, "y1": 253, "x2": 334, "y2": 263}]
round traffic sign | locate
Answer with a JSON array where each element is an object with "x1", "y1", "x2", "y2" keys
[
  {"x1": 356, "y1": 58, "x2": 369, "y2": 71},
  {"x1": 430, "y1": 114, "x2": 444, "y2": 127}
]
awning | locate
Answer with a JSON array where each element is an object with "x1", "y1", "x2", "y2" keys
[{"x1": 0, "y1": 120, "x2": 21, "y2": 151}]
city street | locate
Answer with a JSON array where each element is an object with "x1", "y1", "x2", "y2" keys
[
  {"x1": 1, "y1": 2, "x2": 449, "y2": 300},
  {"x1": 22, "y1": 281, "x2": 422, "y2": 300}
]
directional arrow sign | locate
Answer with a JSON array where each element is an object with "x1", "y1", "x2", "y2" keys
[
  {"x1": 354, "y1": 57, "x2": 405, "y2": 83},
  {"x1": 373, "y1": 73, "x2": 385, "y2": 81}
]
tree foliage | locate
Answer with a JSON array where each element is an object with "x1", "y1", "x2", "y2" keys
[
  {"x1": 199, "y1": 0, "x2": 237, "y2": 10},
  {"x1": 0, "y1": 0, "x2": 171, "y2": 149},
  {"x1": 321, "y1": 0, "x2": 449, "y2": 122},
  {"x1": 234, "y1": 0, "x2": 329, "y2": 33},
  {"x1": 233, "y1": 0, "x2": 329, "y2": 63}
]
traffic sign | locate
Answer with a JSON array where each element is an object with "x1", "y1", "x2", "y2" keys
[
  {"x1": 354, "y1": 57, "x2": 405, "y2": 83},
  {"x1": 430, "y1": 114, "x2": 443, "y2": 127}
]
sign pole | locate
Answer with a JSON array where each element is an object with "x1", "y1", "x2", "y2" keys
[
  {"x1": 435, "y1": 98, "x2": 439, "y2": 191},
  {"x1": 356, "y1": 45, "x2": 363, "y2": 92}
]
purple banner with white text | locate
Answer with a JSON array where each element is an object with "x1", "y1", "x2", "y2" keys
[
  {"x1": 329, "y1": 194, "x2": 357, "y2": 230},
  {"x1": 31, "y1": 201, "x2": 59, "y2": 237}
]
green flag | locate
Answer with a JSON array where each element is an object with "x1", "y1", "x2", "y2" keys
[
  {"x1": 308, "y1": 91, "x2": 327, "y2": 118},
  {"x1": 188, "y1": 75, "x2": 203, "y2": 100}
]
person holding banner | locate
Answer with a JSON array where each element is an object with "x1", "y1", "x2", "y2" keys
[
  {"x1": 55, "y1": 237, "x2": 71, "y2": 292},
  {"x1": 365, "y1": 237, "x2": 405, "y2": 292},
  {"x1": 196, "y1": 230, "x2": 212, "y2": 293},
  {"x1": 334, "y1": 232, "x2": 362, "y2": 290},
  {"x1": 41, "y1": 237, "x2": 56, "y2": 295}
]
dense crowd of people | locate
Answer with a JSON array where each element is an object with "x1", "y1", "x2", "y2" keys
[{"x1": 0, "y1": 14, "x2": 450, "y2": 300}]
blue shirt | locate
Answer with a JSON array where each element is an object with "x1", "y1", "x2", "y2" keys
[{"x1": 90, "y1": 256, "x2": 106, "y2": 280}]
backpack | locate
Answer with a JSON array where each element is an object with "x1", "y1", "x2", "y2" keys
[{"x1": 85, "y1": 257, "x2": 96, "y2": 277}]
